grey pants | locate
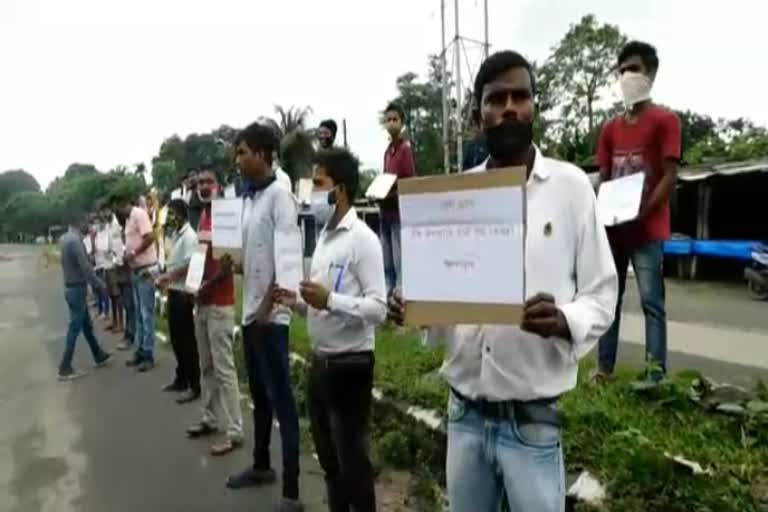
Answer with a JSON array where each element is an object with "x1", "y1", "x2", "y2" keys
[{"x1": 195, "y1": 305, "x2": 243, "y2": 441}]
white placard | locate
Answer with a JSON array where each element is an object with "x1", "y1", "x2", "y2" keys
[
  {"x1": 597, "y1": 172, "x2": 646, "y2": 226},
  {"x1": 365, "y1": 173, "x2": 397, "y2": 200},
  {"x1": 171, "y1": 188, "x2": 182, "y2": 200},
  {"x1": 224, "y1": 184, "x2": 236, "y2": 198},
  {"x1": 274, "y1": 229, "x2": 304, "y2": 294},
  {"x1": 400, "y1": 187, "x2": 525, "y2": 304},
  {"x1": 185, "y1": 244, "x2": 207, "y2": 293},
  {"x1": 211, "y1": 198, "x2": 243, "y2": 249},
  {"x1": 297, "y1": 179, "x2": 313, "y2": 205}
]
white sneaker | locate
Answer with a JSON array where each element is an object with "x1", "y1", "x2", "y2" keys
[{"x1": 58, "y1": 371, "x2": 84, "y2": 382}]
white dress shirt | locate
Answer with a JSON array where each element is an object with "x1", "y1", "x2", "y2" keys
[
  {"x1": 305, "y1": 207, "x2": 387, "y2": 354},
  {"x1": 425, "y1": 147, "x2": 618, "y2": 402},
  {"x1": 275, "y1": 165, "x2": 293, "y2": 194},
  {"x1": 165, "y1": 222, "x2": 197, "y2": 290},
  {"x1": 241, "y1": 180, "x2": 300, "y2": 327},
  {"x1": 93, "y1": 225, "x2": 112, "y2": 270}
]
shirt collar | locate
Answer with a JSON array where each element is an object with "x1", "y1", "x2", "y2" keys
[
  {"x1": 326, "y1": 207, "x2": 357, "y2": 233},
  {"x1": 483, "y1": 145, "x2": 549, "y2": 181}
]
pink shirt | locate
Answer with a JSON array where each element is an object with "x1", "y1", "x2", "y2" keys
[{"x1": 125, "y1": 206, "x2": 157, "y2": 269}]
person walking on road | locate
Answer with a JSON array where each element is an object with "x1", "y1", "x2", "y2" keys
[
  {"x1": 275, "y1": 148, "x2": 387, "y2": 512},
  {"x1": 185, "y1": 168, "x2": 245, "y2": 456},
  {"x1": 58, "y1": 211, "x2": 112, "y2": 380},
  {"x1": 156, "y1": 199, "x2": 201, "y2": 403}
]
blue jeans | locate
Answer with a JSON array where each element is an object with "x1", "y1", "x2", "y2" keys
[
  {"x1": 242, "y1": 322, "x2": 301, "y2": 500},
  {"x1": 379, "y1": 217, "x2": 401, "y2": 293},
  {"x1": 446, "y1": 393, "x2": 565, "y2": 511},
  {"x1": 132, "y1": 270, "x2": 156, "y2": 363},
  {"x1": 96, "y1": 270, "x2": 110, "y2": 315},
  {"x1": 598, "y1": 241, "x2": 667, "y2": 380},
  {"x1": 60, "y1": 284, "x2": 108, "y2": 374}
]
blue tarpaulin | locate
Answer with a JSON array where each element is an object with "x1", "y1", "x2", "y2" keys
[{"x1": 663, "y1": 239, "x2": 760, "y2": 260}]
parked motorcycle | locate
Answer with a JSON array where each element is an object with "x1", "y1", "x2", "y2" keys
[{"x1": 744, "y1": 242, "x2": 768, "y2": 300}]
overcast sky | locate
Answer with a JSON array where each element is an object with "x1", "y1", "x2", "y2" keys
[{"x1": 1, "y1": 0, "x2": 766, "y2": 188}]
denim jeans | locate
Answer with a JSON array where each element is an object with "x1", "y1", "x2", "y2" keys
[
  {"x1": 379, "y1": 217, "x2": 401, "y2": 293},
  {"x1": 132, "y1": 270, "x2": 156, "y2": 363},
  {"x1": 446, "y1": 393, "x2": 565, "y2": 512},
  {"x1": 60, "y1": 284, "x2": 108, "y2": 374},
  {"x1": 96, "y1": 269, "x2": 110, "y2": 316},
  {"x1": 598, "y1": 241, "x2": 667, "y2": 380},
  {"x1": 119, "y1": 281, "x2": 135, "y2": 343},
  {"x1": 242, "y1": 322, "x2": 300, "y2": 500}
]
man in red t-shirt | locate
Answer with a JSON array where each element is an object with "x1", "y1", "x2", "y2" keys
[
  {"x1": 378, "y1": 102, "x2": 416, "y2": 294},
  {"x1": 595, "y1": 41, "x2": 681, "y2": 383},
  {"x1": 184, "y1": 168, "x2": 244, "y2": 456}
]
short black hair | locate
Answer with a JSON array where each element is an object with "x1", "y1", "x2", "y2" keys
[
  {"x1": 313, "y1": 148, "x2": 360, "y2": 201},
  {"x1": 234, "y1": 122, "x2": 279, "y2": 164},
  {"x1": 319, "y1": 119, "x2": 338, "y2": 137},
  {"x1": 167, "y1": 198, "x2": 188, "y2": 221},
  {"x1": 186, "y1": 168, "x2": 199, "y2": 176},
  {"x1": 384, "y1": 102, "x2": 406, "y2": 122},
  {"x1": 618, "y1": 41, "x2": 659, "y2": 72},
  {"x1": 473, "y1": 50, "x2": 536, "y2": 110}
]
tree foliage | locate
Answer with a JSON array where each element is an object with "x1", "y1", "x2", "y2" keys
[
  {"x1": 0, "y1": 169, "x2": 40, "y2": 206},
  {"x1": 272, "y1": 105, "x2": 315, "y2": 182}
]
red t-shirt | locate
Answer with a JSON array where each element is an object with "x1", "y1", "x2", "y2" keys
[
  {"x1": 196, "y1": 209, "x2": 235, "y2": 306},
  {"x1": 380, "y1": 138, "x2": 416, "y2": 221},
  {"x1": 598, "y1": 105, "x2": 681, "y2": 250}
]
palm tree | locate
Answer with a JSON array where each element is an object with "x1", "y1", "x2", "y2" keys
[{"x1": 270, "y1": 105, "x2": 316, "y2": 181}]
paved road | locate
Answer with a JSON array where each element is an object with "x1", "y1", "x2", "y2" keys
[{"x1": 0, "y1": 245, "x2": 326, "y2": 512}]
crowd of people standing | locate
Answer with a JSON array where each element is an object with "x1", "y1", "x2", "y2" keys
[{"x1": 57, "y1": 40, "x2": 678, "y2": 512}]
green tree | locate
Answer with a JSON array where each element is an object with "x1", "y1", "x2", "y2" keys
[
  {"x1": 0, "y1": 191, "x2": 57, "y2": 237},
  {"x1": 0, "y1": 169, "x2": 40, "y2": 206},
  {"x1": 538, "y1": 14, "x2": 627, "y2": 164},
  {"x1": 272, "y1": 105, "x2": 316, "y2": 182}
]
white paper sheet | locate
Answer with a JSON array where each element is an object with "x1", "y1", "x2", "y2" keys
[
  {"x1": 211, "y1": 198, "x2": 243, "y2": 249},
  {"x1": 274, "y1": 229, "x2": 304, "y2": 293},
  {"x1": 597, "y1": 172, "x2": 646, "y2": 226},
  {"x1": 400, "y1": 187, "x2": 525, "y2": 304},
  {"x1": 224, "y1": 184, "x2": 236, "y2": 198},
  {"x1": 185, "y1": 244, "x2": 207, "y2": 293},
  {"x1": 365, "y1": 173, "x2": 397, "y2": 200},
  {"x1": 297, "y1": 179, "x2": 313, "y2": 205},
  {"x1": 171, "y1": 188, "x2": 182, "y2": 200}
]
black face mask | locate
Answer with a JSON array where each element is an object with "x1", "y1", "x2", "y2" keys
[{"x1": 484, "y1": 119, "x2": 533, "y2": 163}]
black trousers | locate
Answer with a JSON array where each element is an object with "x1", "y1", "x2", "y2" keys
[
  {"x1": 308, "y1": 351, "x2": 376, "y2": 512},
  {"x1": 167, "y1": 290, "x2": 200, "y2": 392}
]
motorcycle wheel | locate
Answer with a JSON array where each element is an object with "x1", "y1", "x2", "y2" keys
[{"x1": 747, "y1": 280, "x2": 768, "y2": 301}]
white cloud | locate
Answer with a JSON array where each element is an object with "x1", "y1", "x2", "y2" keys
[{"x1": 1, "y1": 0, "x2": 766, "y2": 188}]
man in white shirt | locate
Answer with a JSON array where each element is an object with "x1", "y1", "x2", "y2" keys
[
  {"x1": 156, "y1": 199, "x2": 201, "y2": 403},
  {"x1": 225, "y1": 122, "x2": 303, "y2": 512},
  {"x1": 389, "y1": 51, "x2": 618, "y2": 512},
  {"x1": 93, "y1": 211, "x2": 112, "y2": 320},
  {"x1": 275, "y1": 148, "x2": 386, "y2": 512}
]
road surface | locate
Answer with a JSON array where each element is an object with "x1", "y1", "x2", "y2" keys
[{"x1": 0, "y1": 244, "x2": 326, "y2": 512}]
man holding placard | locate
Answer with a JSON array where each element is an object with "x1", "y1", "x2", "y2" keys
[
  {"x1": 390, "y1": 51, "x2": 618, "y2": 511},
  {"x1": 275, "y1": 148, "x2": 386, "y2": 512},
  {"x1": 226, "y1": 122, "x2": 303, "y2": 512},
  {"x1": 595, "y1": 42, "x2": 681, "y2": 384},
  {"x1": 184, "y1": 168, "x2": 245, "y2": 456}
]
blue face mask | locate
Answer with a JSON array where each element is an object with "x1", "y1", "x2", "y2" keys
[{"x1": 311, "y1": 189, "x2": 337, "y2": 226}]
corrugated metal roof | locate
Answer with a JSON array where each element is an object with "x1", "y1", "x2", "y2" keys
[{"x1": 678, "y1": 159, "x2": 768, "y2": 182}]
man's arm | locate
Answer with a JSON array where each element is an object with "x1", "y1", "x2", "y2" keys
[
  {"x1": 557, "y1": 175, "x2": 619, "y2": 360},
  {"x1": 639, "y1": 113, "x2": 681, "y2": 219},
  {"x1": 326, "y1": 233, "x2": 387, "y2": 324},
  {"x1": 73, "y1": 238, "x2": 105, "y2": 290}
]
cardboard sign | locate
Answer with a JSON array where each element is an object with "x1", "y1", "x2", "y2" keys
[
  {"x1": 365, "y1": 173, "x2": 397, "y2": 200},
  {"x1": 398, "y1": 168, "x2": 526, "y2": 326}
]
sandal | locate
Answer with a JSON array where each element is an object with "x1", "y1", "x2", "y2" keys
[
  {"x1": 589, "y1": 369, "x2": 612, "y2": 386},
  {"x1": 210, "y1": 439, "x2": 242, "y2": 456}
]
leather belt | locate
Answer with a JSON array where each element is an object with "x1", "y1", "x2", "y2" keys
[{"x1": 450, "y1": 387, "x2": 561, "y2": 427}]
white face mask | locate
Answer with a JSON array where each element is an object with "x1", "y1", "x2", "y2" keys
[
  {"x1": 619, "y1": 71, "x2": 652, "y2": 109},
  {"x1": 311, "y1": 191, "x2": 335, "y2": 226}
]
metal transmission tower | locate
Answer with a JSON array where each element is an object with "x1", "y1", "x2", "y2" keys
[{"x1": 440, "y1": 0, "x2": 490, "y2": 173}]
